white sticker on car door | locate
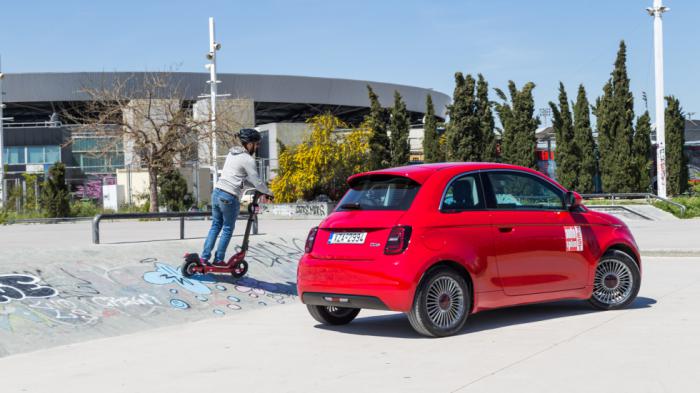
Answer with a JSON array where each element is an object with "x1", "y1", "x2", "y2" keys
[{"x1": 564, "y1": 226, "x2": 583, "y2": 252}]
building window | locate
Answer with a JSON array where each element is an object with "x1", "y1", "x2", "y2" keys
[
  {"x1": 3, "y1": 147, "x2": 26, "y2": 165},
  {"x1": 27, "y1": 146, "x2": 45, "y2": 164},
  {"x1": 45, "y1": 146, "x2": 61, "y2": 163},
  {"x1": 2, "y1": 146, "x2": 61, "y2": 165}
]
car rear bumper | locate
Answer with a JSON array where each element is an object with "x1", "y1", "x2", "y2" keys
[
  {"x1": 297, "y1": 255, "x2": 416, "y2": 312},
  {"x1": 302, "y1": 293, "x2": 389, "y2": 310}
]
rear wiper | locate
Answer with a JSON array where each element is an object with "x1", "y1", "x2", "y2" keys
[{"x1": 339, "y1": 202, "x2": 362, "y2": 210}]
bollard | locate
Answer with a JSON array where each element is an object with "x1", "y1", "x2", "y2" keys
[
  {"x1": 92, "y1": 215, "x2": 102, "y2": 244},
  {"x1": 180, "y1": 216, "x2": 185, "y2": 239}
]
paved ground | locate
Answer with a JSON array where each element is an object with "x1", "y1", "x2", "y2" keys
[
  {"x1": 0, "y1": 208, "x2": 699, "y2": 392},
  {"x1": 0, "y1": 218, "x2": 317, "y2": 356},
  {"x1": 0, "y1": 256, "x2": 697, "y2": 393}
]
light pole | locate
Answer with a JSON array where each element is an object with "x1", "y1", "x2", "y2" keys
[
  {"x1": 647, "y1": 0, "x2": 669, "y2": 198},
  {"x1": 199, "y1": 17, "x2": 230, "y2": 185}
]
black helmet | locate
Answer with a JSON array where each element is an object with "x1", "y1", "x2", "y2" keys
[{"x1": 239, "y1": 128, "x2": 262, "y2": 144}]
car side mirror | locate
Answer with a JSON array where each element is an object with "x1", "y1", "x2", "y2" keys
[{"x1": 564, "y1": 191, "x2": 583, "y2": 211}]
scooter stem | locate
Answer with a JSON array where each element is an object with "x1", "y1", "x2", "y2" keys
[{"x1": 240, "y1": 191, "x2": 262, "y2": 252}]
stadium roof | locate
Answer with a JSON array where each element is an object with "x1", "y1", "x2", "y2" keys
[{"x1": 3, "y1": 72, "x2": 450, "y2": 124}]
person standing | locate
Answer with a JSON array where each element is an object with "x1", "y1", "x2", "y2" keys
[{"x1": 201, "y1": 128, "x2": 273, "y2": 265}]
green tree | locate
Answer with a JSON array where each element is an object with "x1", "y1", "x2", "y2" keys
[
  {"x1": 495, "y1": 81, "x2": 539, "y2": 169},
  {"x1": 158, "y1": 168, "x2": 192, "y2": 211},
  {"x1": 594, "y1": 41, "x2": 636, "y2": 192},
  {"x1": 550, "y1": 82, "x2": 578, "y2": 190},
  {"x1": 665, "y1": 96, "x2": 688, "y2": 195},
  {"x1": 270, "y1": 113, "x2": 371, "y2": 202},
  {"x1": 631, "y1": 111, "x2": 652, "y2": 192},
  {"x1": 389, "y1": 91, "x2": 410, "y2": 166},
  {"x1": 573, "y1": 85, "x2": 597, "y2": 193},
  {"x1": 422, "y1": 94, "x2": 442, "y2": 163},
  {"x1": 366, "y1": 85, "x2": 390, "y2": 170},
  {"x1": 41, "y1": 162, "x2": 70, "y2": 217},
  {"x1": 446, "y1": 73, "x2": 481, "y2": 161},
  {"x1": 476, "y1": 74, "x2": 497, "y2": 162}
]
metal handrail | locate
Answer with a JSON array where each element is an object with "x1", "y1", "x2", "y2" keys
[
  {"x1": 580, "y1": 193, "x2": 687, "y2": 217},
  {"x1": 585, "y1": 205, "x2": 653, "y2": 221},
  {"x1": 92, "y1": 211, "x2": 257, "y2": 244}
]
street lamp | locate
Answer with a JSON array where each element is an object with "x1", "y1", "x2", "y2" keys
[
  {"x1": 201, "y1": 17, "x2": 227, "y2": 185},
  {"x1": 647, "y1": 0, "x2": 670, "y2": 198}
]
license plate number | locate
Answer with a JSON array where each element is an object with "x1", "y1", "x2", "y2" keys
[{"x1": 328, "y1": 232, "x2": 367, "y2": 244}]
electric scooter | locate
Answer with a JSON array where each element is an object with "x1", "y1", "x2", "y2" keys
[{"x1": 181, "y1": 191, "x2": 264, "y2": 279}]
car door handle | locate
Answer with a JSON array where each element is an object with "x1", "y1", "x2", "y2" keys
[{"x1": 498, "y1": 227, "x2": 513, "y2": 233}]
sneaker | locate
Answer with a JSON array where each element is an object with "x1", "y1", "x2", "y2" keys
[
  {"x1": 200, "y1": 258, "x2": 210, "y2": 265},
  {"x1": 212, "y1": 260, "x2": 228, "y2": 267}
]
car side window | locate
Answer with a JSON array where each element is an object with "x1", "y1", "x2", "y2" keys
[
  {"x1": 486, "y1": 172, "x2": 563, "y2": 210},
  {"x1": 441, "y1": 174, "x2": 485, "y2": 211}
]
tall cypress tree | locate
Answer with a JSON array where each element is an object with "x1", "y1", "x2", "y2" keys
[
  {"x1": 573, "y1": 85, "x2": 597, "y2": 193},
  {"x1": 495, "y1": 81, "x2": 539, "y2": 169},
  {"x1": 665, "y1": 96, "x2": 688, "y2": 195},
  {"x1": 445, "y1": 73, "x2": 480, "y2": 162},
  {"x1": 631, "y1": 111, "x2": 652, "y2": 192},
  {"x1": 549, "y1": 82, "x2": 578, "y2": 189},
  {"x1": 423, "y1": 94, "x2": 441, "y2": 163},
  {"x1": 366, "y1": 85, "x2": 390, "y2": 170},
  {"x1": 389, "y1": 90, "x2": 410, "y2": 167},
  {"x1": 594, "y1": 41, "x2": 636, "y2": 192},
  {"x1": 476, "y1": 74, "x2": 497, "y2": 162}
]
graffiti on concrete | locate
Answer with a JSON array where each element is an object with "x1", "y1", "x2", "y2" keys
[
  {"x1": 0, "y1": 274, "x2": 58, "y2": 304},
  {"x1": 143, "y1": 263, "x2": 212, "y2": 295},
  {"x1": 260, "y1": 202, "x2": 334, "y2": 217},
  {"x1": 169, "y1": 299, "x2": 190, "y2": 310},
  {"x1": 1, "y1": 235, "x2": 301, "y2": 344},
  {"x1": 90, "y1": 294, "x2": 161, "y2": 308},
  {"x1": 242, "y1": 237, "x2": 305, "y2": 267}
]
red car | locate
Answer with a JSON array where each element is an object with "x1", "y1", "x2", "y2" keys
[{"x1": 297, "y1": 163, "x2": 641, "y2": 337}]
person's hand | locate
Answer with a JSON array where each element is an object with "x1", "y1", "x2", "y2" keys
[{"x1": 261, "y1": 194, "x2": 274, "y2": 203}]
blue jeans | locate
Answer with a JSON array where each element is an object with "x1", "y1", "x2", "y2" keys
[{"x1": 202, "y1": 188, "x2": 240, "y2": 262}]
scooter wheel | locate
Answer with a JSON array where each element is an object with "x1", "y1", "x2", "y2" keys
[
  {"x1": 182, "y1": 259, "x2": 200, "y2": 278},
  {"x1": 232, "y1": 260, "x2": 248, "y2": 278}
]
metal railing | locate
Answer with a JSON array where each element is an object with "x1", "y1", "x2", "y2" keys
[
  {"x1": 580, "y1": 193, "x2": 687, "y2": 217},
  {"x1": 92, "y1": 211, "x2": 257, "y2": 244}
]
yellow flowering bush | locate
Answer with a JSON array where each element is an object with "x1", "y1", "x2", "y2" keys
[{"x1": 271, "y1": 113, "x2": 371, "y2": 202}]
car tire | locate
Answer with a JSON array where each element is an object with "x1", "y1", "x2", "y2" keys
[
  {"x1": 408, "y1": 266, "x2": 470, "y2": 337},
  {"x1": 306, "y1": 305, "x2": 360, "y2": 325},
  {"x1": 589, "y1": 249, "x2": 641, "y2": 310}
]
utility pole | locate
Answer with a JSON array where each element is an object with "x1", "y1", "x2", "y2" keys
[
  {"x1": 199, "y1": 17, "x2": 229, "y2": 186},
  {"x1": 647, "y1": 0, "x2": 670, "y2": 198}
]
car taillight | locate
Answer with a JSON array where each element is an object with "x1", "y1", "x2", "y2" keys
[
  {"x1": 384, "y1": 226, "x2": 412, "y2": 255},
  {"x1": 305, "y1": 227, "x2": 319, "y2": 253}
]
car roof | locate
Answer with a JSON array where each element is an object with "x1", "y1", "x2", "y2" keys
[{"x1": 347, "y1": 162, "x2": 542, "y2": 185}]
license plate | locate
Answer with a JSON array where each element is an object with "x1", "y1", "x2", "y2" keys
[{"x1": 328, "y1": 232, "x2": 367, "y2": 244}]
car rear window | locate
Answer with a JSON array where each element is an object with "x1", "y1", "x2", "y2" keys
[{"x1": 336, "y1": 175, "x2": 420, "y2": 211}]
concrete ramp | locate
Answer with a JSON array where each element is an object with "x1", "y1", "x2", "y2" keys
[
  {"x1": 587, "y1": 203, "x2": 679, "y2": 221},
  {"x1": 0, "y1": 219, "x2": 317, "y2": 357}
]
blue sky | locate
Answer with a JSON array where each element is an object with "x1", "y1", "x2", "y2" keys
[{"x1": 1, "y1": 0, "x2": 697, "y2": 124}]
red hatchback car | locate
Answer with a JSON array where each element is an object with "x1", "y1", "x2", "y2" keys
[{"x1": 297, "y1": 163, "x2": 641, "y2": 337}]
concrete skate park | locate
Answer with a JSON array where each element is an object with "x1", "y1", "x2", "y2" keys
[{"x1": 0, "y1": 208, "x2": 699, "y2": 393}]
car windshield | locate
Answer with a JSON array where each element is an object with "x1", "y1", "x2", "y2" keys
[{"x1": 337, "y1": 175, "x2": 420, "y2": 211}]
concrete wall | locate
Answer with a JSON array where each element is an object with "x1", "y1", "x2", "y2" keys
[
  {"x1": 122, "y1": 99, "x2": 182, "y2": 168},
  {"x1": 115, "y1": 167, "x2": 212, "y2": 209},
  {"x1": 256, "y1": 122, "x2": 312, "y2": 179},
  {"x1": 193, "y1": 98, "x2": 255, "y2": 169}
]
